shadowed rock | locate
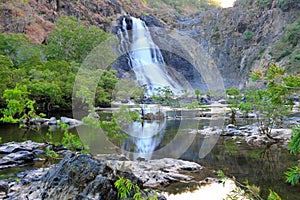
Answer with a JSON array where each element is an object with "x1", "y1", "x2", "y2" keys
[{"x1": 8, "y1": 153, "x2": 167, "y2": 200}]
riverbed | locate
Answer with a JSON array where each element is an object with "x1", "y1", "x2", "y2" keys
[{"x1": 0, "y1": 115, "x2": 299, "y2": 199}]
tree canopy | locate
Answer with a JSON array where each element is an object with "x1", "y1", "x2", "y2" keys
[{"x1": 0, "y1": 16, "x2": 115, "y2": 113}]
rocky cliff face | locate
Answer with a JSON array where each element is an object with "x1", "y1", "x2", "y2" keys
[
  {"x1": 149, "y1": 0, "x2": 300, "y2": 90},
  {"x1": 111, "y1": 0, "x2": 300, "y2": 91},
  {"x1": 0, "y1": 0, "x2": 148, "y2": 43}
]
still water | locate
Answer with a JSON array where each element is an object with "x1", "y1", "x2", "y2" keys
[{"x1": 0, "y1": 116, "x2": 299, "y2": 199}]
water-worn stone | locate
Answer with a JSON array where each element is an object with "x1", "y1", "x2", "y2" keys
[
  {"x1": 0, "y1": 151, "x2": 34, "y2": 169},
  {"x1": 0, "y1": 141, "x2": 44, "y2": 154},
  {"x1": 191, "y1": 124, "x2": 293, "y2": 146},
  {"x1": 60, "y1": 116, "x2": 83, "y2": 126},
  {"x1": 47, "y1": 117, "x2": 57, "y2": 125},
  {"x1": 96, "y1": 156, "x2": 203, "y2": 188},
  {"x1": 16, "y1": 168, "x2": 49, "y2": 184}
]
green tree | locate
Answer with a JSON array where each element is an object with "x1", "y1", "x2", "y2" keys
[
  {"x1": 0, "y1": 33, "x2": 31, "y2": 60},
  {"x1": 226, "y1": 88, "x2": 241, "y2": 125},
  {"x1": 147, "y1": 0, "x2": 220, "y2": 14},
  {"x1": 152, "y1": 86, "x2": 175, "y2": 106},
  {"x1": 0, "y1": 84, "x2": 43, "y2": 123},
  {"x1": 46, "y1": 15, "x2": 110, "y2": 63},
  {"x1": 99, "y1": 118, "x2": 128, "y2": 147},
  {"x1": 74, "y1": 69, "x2": 118, "y2": 108},
  {"x1": 195, "y1": 89, "x2": 201, "y2": 101},
  {"x1": 96, "y1": 70, "x2": 118, "y2": 105},
  {"x1": 284, "y1": 19, "x2": 300, "y2": 47},
  {"x1": 16, "y1": 60, "x2": 76, "y2": 110},
  {"x1": 0, "y1": 55, "x2": 15, "y2": 100},
  {"x1": 244, "y1": 63, "x2": 300, "y2": 136},
  {"x1": 272, "y1": 19, "x2": 300, "y2": 72}
]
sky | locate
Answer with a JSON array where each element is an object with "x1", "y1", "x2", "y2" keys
[{"x1": 217, "y1": 0, "x2": 236, "y2": 8}]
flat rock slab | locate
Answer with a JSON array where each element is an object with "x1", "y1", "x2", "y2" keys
[
  {"x1": 191, "y1": 125, "x2": 293, "y2": 146},
  {"x1": 0, "y1": 141, "x2": 44, "y2": 154},
  {"x1": 95, "y1": 155, "x2": 203, "y2": 188},
  {"x1": 0, "y1": 151, "x2": 34, "y2": 169}
]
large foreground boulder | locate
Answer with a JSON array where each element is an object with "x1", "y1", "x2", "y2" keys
[
  {"x1": 9, "y1": 153, "x2": 119, "y2": 199},
  {"x1": 7, "y1": 153, "x2": 168, "y2": 200}
]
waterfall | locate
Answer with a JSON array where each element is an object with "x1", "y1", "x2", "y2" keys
[
  {"x1": 116, "y1": 16, "x2": 190, "y2": 160},
  {"x1": 118, "y1": 16, "x2": 184, "y2": 95}
]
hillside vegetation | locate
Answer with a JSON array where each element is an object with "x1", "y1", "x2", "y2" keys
[
  {"x1": 146, "y1": 0, "x2": 221, "y2": 15},
  {"x1": 0, "y1": 16, "x2": 116, "y2": 113}
]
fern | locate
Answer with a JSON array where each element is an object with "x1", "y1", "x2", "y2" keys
[
  {"x1": 114, "y1": 177, "x2": 132, "y2": 198},
  {"x1": 114, "y1": 177, "x2": 158, "y2": 200},
  {"x1": 288, "y1": 126, "x2": 300, "y2": 155},
  {"x1": 285, "y1": 165, "x2": 300, "y2": 186},
  {"x1": 285, "y1": 127, "x2": 300, "y2": 186},
  {"x1": 267, "y1": 189, "x2": 282, "y2": 200}
]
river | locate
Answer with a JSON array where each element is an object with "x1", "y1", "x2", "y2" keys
[{"x1": 0, "y1": 115, "x2": 299, "y2": 199}]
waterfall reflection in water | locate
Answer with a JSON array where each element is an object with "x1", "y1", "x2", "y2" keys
[{"x1": 122, "y1": 120, "x2": 166, "y2": 160}]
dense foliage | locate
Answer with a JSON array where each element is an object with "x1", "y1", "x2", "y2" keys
[
  {"x1": 146, "y1": 0, "x2": 220, "y2": 14},
  {"x1": 0, "y1": 16, "x2": 114, "y2": 114},
  {"x1": 46, "y1": 16, "x2": 109, "y2": 63},
  {"x1": 285, "y1": 126, "x2": 300, "y2": 186},
  {"x1": 240, "y1": 63, "x2": 300, "y2": 136}
]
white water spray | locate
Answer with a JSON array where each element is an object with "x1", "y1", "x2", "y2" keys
[{"x1": 119, "y1": 16, "x2": 185, "y2": 95}]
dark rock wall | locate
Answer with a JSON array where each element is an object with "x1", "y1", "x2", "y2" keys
[
  {"x1": 112, "y1": 0, "x2": 300, "y2": 91},
  {"x1": 150, "y1": 0, "x2": 300, "y2": 90}
]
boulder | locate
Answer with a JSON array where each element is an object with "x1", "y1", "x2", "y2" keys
[
  {"x1": 96, "y1": 156, "x2": 203, "y2": 188},
  {"x1": 143, "y1": 113, "x2": 155, "y2": 120},
  {"x1": 8, "y1": 153, "x2": 166, "y2": 200},
  {"x1": 47, "y1": 117, "x2": 57, "y2": 125},
  {"x1": 0, "y1": 141, "x2": 44, "y2": 154},
  {"x1": 142, "y1": 112, "x2": 165, "y2": 120},
  {"x1": 0, "y1": 151, "x2": 34, "y2": 169},
  {"x1": 60, "y1": 117, "x2": 83, "y2": 126},
  {"x1": 218, "y1": 99, "x2": 227, "y2": 104},
  {"x1": 8, "y1": 154, "x2": 118, "y2": 199},
  {"x1": 195, "y1": 111, "x2": 212, "y2": 118}
]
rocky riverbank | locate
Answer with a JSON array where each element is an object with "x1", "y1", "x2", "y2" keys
[
  {"x1": 1, "y1": 153, "x2": 205, "y2": 199},
  {"x1": 0, "y1": 141, "x2": 46, "y2": 170},
  {"x1": 190, "y1": 123, "x2": 295, "y2": 147}
]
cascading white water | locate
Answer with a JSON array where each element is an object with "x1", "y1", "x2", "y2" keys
[
  {"x1": 119, "y1": 17, "x2": 183, "y2": 95},
  {"x1": 117, "y1": 16, "x2": 186, "y2": 160}
]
